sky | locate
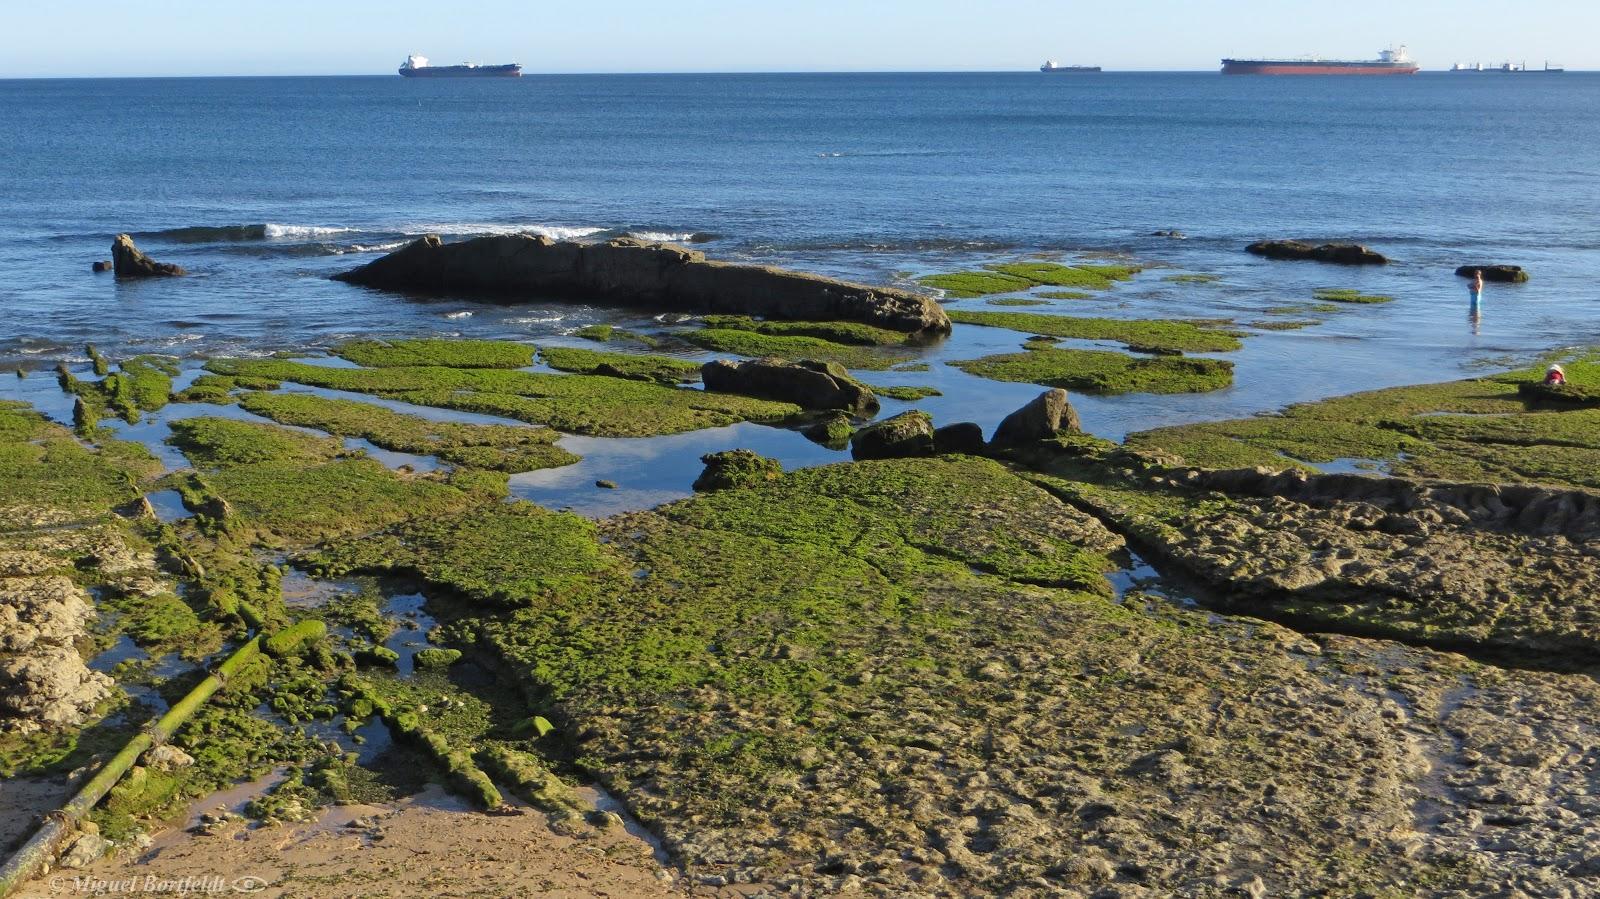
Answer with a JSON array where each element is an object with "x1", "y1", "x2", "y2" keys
[{"x1": 1, "y1": 0, "x2": 1593, "y2": 77}]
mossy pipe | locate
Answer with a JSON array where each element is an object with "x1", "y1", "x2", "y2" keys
[{"x1": 0, "y1": 635, "x2": 264, "y2": 898}]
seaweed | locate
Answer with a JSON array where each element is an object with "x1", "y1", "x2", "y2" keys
[{"x1": 947, "y1": 310, "x2": 1242, "y2": 354}]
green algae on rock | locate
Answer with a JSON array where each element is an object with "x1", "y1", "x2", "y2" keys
[
  {"x1": 237, "y1": 391, "x2": 578, "y2": 473},
  {"x1": 918, "y1": 261, "x2": 1141, "y2": 298},
  {"x1": 0, "y1": 401, "x2": 160, "y2": 530},
  {"x1": 573, "y1": 324, "x2": 664, "y2": 347},
  {"x1": 204, "y1": 357, "x2": 800, "y2": 438},
  {"x1": 947, "y1": 310, "x2": 1243, "y2": 354},
  {"x1": 953, "y1": 347, "x2": 1234, "y2": 395},
  {"x1": 983, "y1": 297, "x2": 1049, "y2": 307},
  {"x1": 337, "y1": 338, "x2": 536, "y2": 369},
  {"x1": 679, "y1": 328, "x2": 915, "y2": 371},
  {"x1": 697, "y1": 315, "x2": 916, "y2": 347},
  {"x1": 875, "y1": 385, "x2": 942, "y2": 401},
  {"x1": 1163, "y1": 273, "x2": 1221, "y2": 283},
  {"x1": 166, "y1": 417, "x2": 483, "y2": 544},
  {"x1": 692, "y1": 449, "x2": 784, "y2": 492},
  {"x1": 1124, "y1": 366, "x2": 1600, "y2": 489},
  {"x1": 302, "y1": 502, "x2": 625, "y2": 608},
  {"x1": 1312, "y1": 288, "x2": 1393, "y2": 305},
  {"x1": 536, "y1": 345, "x2": 701, "y2": 384}
]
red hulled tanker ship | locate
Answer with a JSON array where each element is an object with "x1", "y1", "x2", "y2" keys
[{"x1": 1221, "y1": 46, "x2": 1418, "y2": 75}]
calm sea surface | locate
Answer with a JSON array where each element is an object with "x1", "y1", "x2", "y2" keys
[{"x1": 3, "y1": 72, "x2": 1599, "y2": 442}]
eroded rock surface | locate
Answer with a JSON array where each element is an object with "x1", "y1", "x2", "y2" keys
[
  {"x1": 335, "y1": 234, "x2": 950, "y2": 334},
  {"x1": 0, "y1": 576, "x2": 112, "y2": 734}
]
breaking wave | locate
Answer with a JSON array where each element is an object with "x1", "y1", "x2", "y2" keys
[
  {"x1": 625, "y1": 230, "x2": 718, "y2": 244},
  {"x1": 136, "y1": 223, "x2": 354, "y2": 243}
]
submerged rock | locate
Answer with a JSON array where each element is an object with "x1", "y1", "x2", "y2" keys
[
  {"x1": 111, "y1": 233, "x2": 185, "y2": 278},
  {"x1": 334, "y1": 234, "x2": 950, "y2": 334},
  {"x1": 91, "y1": 260, "x2": 113, "y2": 273},
  {"x1": 1246, "y1": 240, "x2": 1388, "y2": 265},
  {"x1": 988, "y1": 388, "x2": 1082, "y2": 449},
  {"x1": 701, "y1": 357, "x2": 878, "y2": 414},
  {"x1": 1456, "y1": 263, "x2": 1529, "y2": 283},
  {"x1": 693, "y1": 449, "x2": 784, "y2": 492},
  {"x1": 850, "y1": 410, "x2": 936, "y2": 460},
  {"x1": 802, "y1": 411, "x2": 854, "y2": 447}
]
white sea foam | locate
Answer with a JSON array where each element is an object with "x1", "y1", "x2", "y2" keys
[
  {"x1": 400, "y1": 222, "x2": 606, "y2": 240},
  {"x1": 505, "y1": 315, "x2": 566, "y2": 325},
  {"x1": 343, "y1": 240, "x2": 410, "y2": 254},
  {"x1": 444, "y1": 311, "x2": 474, "y2": 319},
  {"x1": 628, "y1": 230, "x2": 697, "y2": 243},
  {"x1": 263, "y1": 223, "x2": 356, "y2": 239}
]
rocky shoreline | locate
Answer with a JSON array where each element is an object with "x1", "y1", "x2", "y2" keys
[{"x1": 3, "y1": 253, "x2": 1599, "y2": 896}]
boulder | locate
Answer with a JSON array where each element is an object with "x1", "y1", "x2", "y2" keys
[
  {"x1": 701, "y1": 358, "x2": 878, "y2": 414},
  {"x1": 111, "y1": 234, "x2": 185, "y2": 278},
  {"x1": 802, "y1": 411, "x2": 855, "y2": 447},
  {"x1": 1151, "y1": 230, "x2": 1186, "y2": 239},
  {"x1": 850, "y1": 411, "x2": 935, "y2": 460},
  {"x1": 91, "y1": 260, "x2": 113, "y2": 273},
  {"x1": 989, "y1": 389, "x2": 1082, "y2": 449},
  {"x1": 334, "y1": 234, "x2": 950, "y2": 335},
  {"x1": 144, "y1": 743, "x2": 196, "y2": 770},
  {"x1": 933, "y1": 422, "x2": 986, "y2": 455},
  {"x1": 58, "y1": 832, "x2": 110, "y2": 869},
  {"x1": 1456, "y1": 264, "x2": 1529, "y2": 283},
  {"x1": 693, "y1": 449, "x2": 784, "y2": 492},
  {"x1": 1246, "y1": 240, "x2": 1388, "y2": 265}
]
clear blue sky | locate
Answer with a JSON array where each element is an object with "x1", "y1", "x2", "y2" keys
[{"x1": 2, "y1": 0, "x2": 1591, "y2": 77}]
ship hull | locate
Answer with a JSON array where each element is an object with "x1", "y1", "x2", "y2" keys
[
  {"x1": 399, "y1": 64, "x2": 522, "y2": 78},
  {"x1": 1040, "y1": 66, "x2": 1102, "y2": 74},
  {"x1": 1221, "y1": 60, "x2": 1418, "y2": 75}
]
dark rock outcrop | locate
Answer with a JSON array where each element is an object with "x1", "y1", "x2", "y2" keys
[
  {"x1": 1518, "y1": 381, "x2": 1600, "y2": 407},
  {"x1": 933, "y1": 422, "x2": 987, "y2": 455},
  {"x1": 1151, "y1": 230, "x2": 1186, "y2": 239},
  {"x1": 91, "y1": 260, "x2": 113, "y2": 273},
  {"x1": 989, "y1": 389, "x2": 1082, "y2": 449},
  {"x1": 701, "y1": 358, "x2": 878, "y2": 414},
  {"x1": 850, "y1": 411, "x2": 935, "y2": 460},
  {"x1": 1456, "y1": 264, "x2": 1529, "y2": 283},
  {"x1": 1246, "y1": 240, "x2": 1388, "y2": 265},
  {"x1": 110, "y1": 234, "x2": 185, "y2": 278},
  {"x1": 335, "y1": 234, "x2": 950, "y2": 335},
  {"x1": 693, "y1": 450, "x2": 784, "y2": 492}
]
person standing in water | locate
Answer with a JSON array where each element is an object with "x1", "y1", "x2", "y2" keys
[{"x1": 1469, "y1": 269, "x2": 1485, "y2": 314}]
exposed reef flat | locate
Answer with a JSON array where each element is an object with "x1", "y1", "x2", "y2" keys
[
  {"x1": 7, "y1": 337, "x2": 1600, "y2": 898},
  {"x1": 333, "y1": 234, "x2": 951, "y2": 335}
]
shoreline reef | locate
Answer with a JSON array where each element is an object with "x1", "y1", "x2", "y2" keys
[
  {"x1": 3, "y1": 258, "x2": 1600, "y2": 896},
  {"x1": 333, "y1": 234, "x2": 952, "y2": 336}
]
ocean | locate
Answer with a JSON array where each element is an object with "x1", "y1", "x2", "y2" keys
[{"x1": 3, "y1": 71, "x2": 1600, "y2": 446}]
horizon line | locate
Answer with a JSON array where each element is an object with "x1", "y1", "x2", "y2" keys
[{"x1": 3, "y1": 67, "x2": 1591, "y2": 80}]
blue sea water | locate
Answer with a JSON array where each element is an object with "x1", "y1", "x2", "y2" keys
[{"x1": 2, "y1": 72, "x2": 1599, "y2": 442}]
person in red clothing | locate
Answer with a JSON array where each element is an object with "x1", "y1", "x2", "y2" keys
[{"x1": 1545, "y1": 364, "x2": 1567, "y2": 386}]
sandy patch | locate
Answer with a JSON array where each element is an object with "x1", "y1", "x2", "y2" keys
[{"x1": 11, "y1": 785, "x2": 686, "y2": 898}]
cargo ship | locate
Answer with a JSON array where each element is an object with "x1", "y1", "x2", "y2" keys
[
  {"x1": 1221, "y1": 46, "x2": 1418, "y2": 75},
  {"x1": 1040, "y1": 61, "x2": 1102, "y2": 73},
  {"x1": 1451, "y1": 61, "x2": 1564, "y2": 73},
  {"x1": 398, "y1": 55, "x2": 522, "y2": 78}
]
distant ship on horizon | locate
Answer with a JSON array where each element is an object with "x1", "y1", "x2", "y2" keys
[
  {"x1": 1039, "y1": 60, "x2": 1102, "y2": 73},
  {"x1": 398, "y1": 55, "x2": 522, "y2": 78},
  {"x1": 1221, "y1": 46, "x2": 1419, "y2": 75},
  {"x1": 1450, "y1": 60, "x2": 1564, "y2": 73}
]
